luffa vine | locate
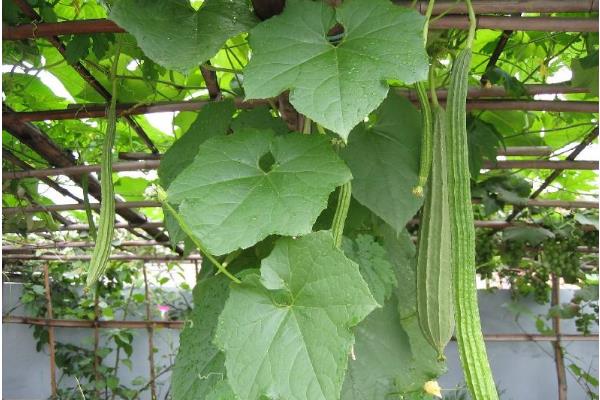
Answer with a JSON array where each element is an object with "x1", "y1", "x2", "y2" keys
[{"x1": 82, "y1": 0, "x2": 500, "y2": 398}]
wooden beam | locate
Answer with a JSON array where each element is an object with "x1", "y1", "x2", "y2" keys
[
  {"x1": 3, "y1": 315, "x2": 599, "y2": 342},
  {"x1": 4, "y1": 158, "x2": 597, "y2": 181},
  {"x1": 410, "y1": 0, "x2": 599, "y2": 14},
  {"x1": 119, "y1": 146, "x2": 556, "y2": 161},
  {"x1": 2, "y1": 240, "x2": 163, "y2": 251},
  {"x1": 482, "y1": 160, "x2": 599, "y2": 170},
  {"x1": 2, "y1": 254, "x2": 201, "y2": 262},
  {"x1": 3, "y1": 98, "x2": 596, "y2": 124},
  {"x1": 4, "y1": 197, "x2": 597, "y2": 217},
  {"x1": 4, "y1": 15, "x2": 597, "y2": 41},
  {"x1": 496, "y1": 146, "x2": 553, "y2": 156}
]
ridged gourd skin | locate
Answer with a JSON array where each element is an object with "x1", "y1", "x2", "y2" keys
[
  {"x1": 446, "y1": 48, "x2": 499, "y2": 400},
  {"x1": 417, "y1": 104, "x2": 454, "y2": 360},
  {"x1": 86, "y1": 71, "x2": 118, "y2": 288}
]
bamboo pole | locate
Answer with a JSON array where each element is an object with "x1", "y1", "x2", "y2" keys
[
  {"x1": 4, "y1": 221, "x2": 163, "y2": 233},
  {"x1": 142, "y1": 265, "x2": 158, "y2": 400},
  {"x1": 430, "y1": 15, "x2": 598, "y2": 32},
  {"x1": 3, "y1": 14, "x2": 597, "y2": 41},
  {"x1": 3, "y1": 242, "x2": 597, "y2": 253},
  {"x1": 496, "y1": 146, "x2": 553, "y2": 156},
  {"x1": 551, "y1": 274, "x2": 568, "y2": 400},
  {"x1": 482, "y1": 160, "x2": 599, "y2": 170},
  {"x1": 3, "y1": 97, "x2": 596, "y2": 123},
  {"x1": 409, "y1": 0, "x2": 599, "y2": 14},
  {"x1": 2, "y1": 240, "x2": 163, "y2": 251},
  {"x1": 3, "y1": 218, "x2": 597, "y2": 236},
  {"x1": 3, "y1": 316, "x2": 185, "y2": 329},
  {"x1": 2, "y1": 200, "x2": 161, "y2": 214},
  {"x1": 3, "y1": 158, "x2": 597, "y2": 181},
  {"x1": 3, "y1": 197, "x2": 597, "y2": 217},
  {"x1": 43, "y1": 264, "x2": 58, "y2": 399},
  {"x1": 119, "y1": 146, "x2": 555, "y2": 161},
  {"x1": 2, "y1": 254, "x2": 202, "y2": 262},
  {"x1": 3, "y1": 315, "x2": 598, "y2": 342}
]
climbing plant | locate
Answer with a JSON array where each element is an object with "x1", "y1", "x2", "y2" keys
[{"x1": 2, "y1": 0, "x2": 599, "y2": 399}]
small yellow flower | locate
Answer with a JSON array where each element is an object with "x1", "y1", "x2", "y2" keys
[{"x1": 423, "y1": 380, "x2": 442, "y2": 398}]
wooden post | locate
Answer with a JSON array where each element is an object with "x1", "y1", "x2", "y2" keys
[
  {"x1": 142, "y1": 265, "x2": 158, "y2": 400},
  {"x1": 43, "y1": 265, "x2": 58, "y2": 399},
  {"x1": 551, "y1": 274, "x2": 568, "y2": 400}
]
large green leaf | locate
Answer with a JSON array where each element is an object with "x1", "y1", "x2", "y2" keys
[
  {"x1": 171, "y1": 275, "x2": 233, "y2": 400},
  {"x1": 167, "y1": 130, "x2": 352, "y2": 255},
  {"x1": 158, "y1": 100, "x2": 236, "y2": 188},
  {"x1": 243, "y1": 0, "x2": 428, "y2": 139},
  {"x1": 343, "y1": 234, "x2": 397, "y2": 306},
  {"x1": 109, "y1": 0, "x2": 257, "y2": 73},
  {"x1": 341, "y1": 294, "x2": 446, "y2": 400},
  {"x1": 342, "y1": 92, "x2": 423, "y2": 233},
  {"x1": 159, "y1": 100, "x2": 235, "y2": 248},
  {"x1": 215, "y1": 232, "x2": 378, "y2": 400}
]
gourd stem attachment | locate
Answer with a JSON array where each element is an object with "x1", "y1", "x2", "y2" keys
[
  {"x1": 332, "y1": 181, "x2": 352, "y2": 248},
  {"x1": 413, "y1": 81, "x2": 434, "y2": 196},
  {"x1": 465, "y1": 0, "x2": 477, "y2": 48},
  {"x1": 156, "y1": 187, "x2": 241, "y2": 284}
]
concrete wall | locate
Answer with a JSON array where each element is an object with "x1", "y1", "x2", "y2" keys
[{"x1": 3, "y1": 284, "x2": 598, "y2": 399}]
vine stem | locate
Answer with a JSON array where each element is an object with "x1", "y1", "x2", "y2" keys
[
  {"x1": 465, "y1": 0, "x2": 477, "y2": 48},
  {"x1": 156, "y1": 187, "x2": 240, "y2": 283},
  {"x1": 422, "y1": 0, "x2": 436, "y2": 45},
  {"x1": 331, "y1": 181, "x2": 352, "y2": 248}
]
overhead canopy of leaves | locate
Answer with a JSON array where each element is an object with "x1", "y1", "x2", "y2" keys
[
  {"x1": 167, "y1": 129, "x2": 352, "y2": 255},
  {"x1": 243, "y1": 0, "x2": 428, "y2": 139},
  {"x1": 342, "y1": 92, "x2": 423, "y2": 233},
  {"x1": 215, "y1": 232, "x2": 378, "y2": 400},
  {"x1": 109, "y1": 0, "x2": 257, "y2": 72}
]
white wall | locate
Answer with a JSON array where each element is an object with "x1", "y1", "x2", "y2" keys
[{"x1": 3, "y1": 284, "x2": 598, "y2": 400}]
